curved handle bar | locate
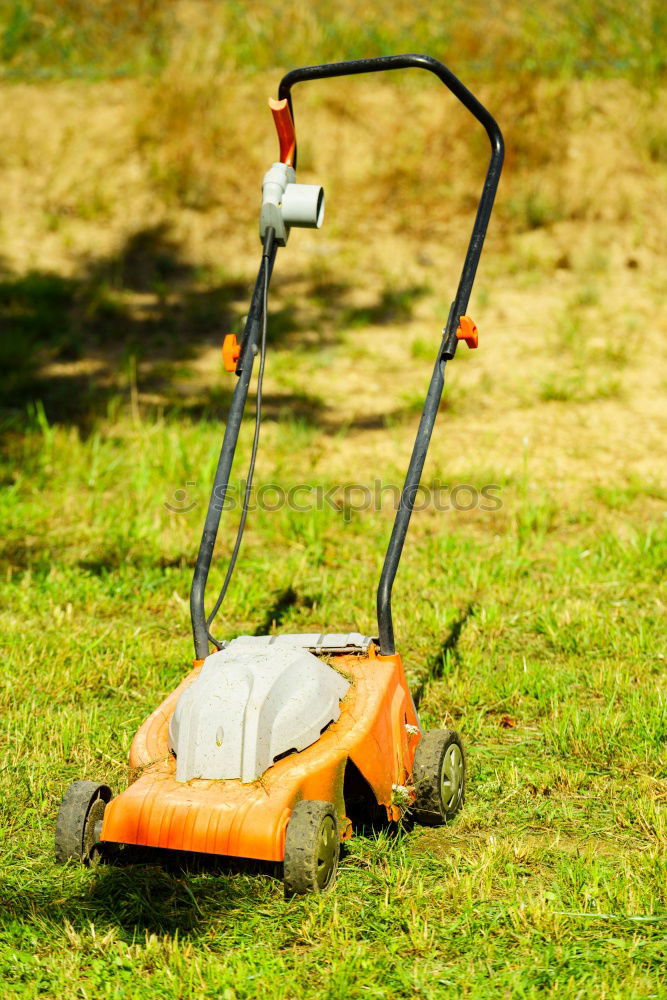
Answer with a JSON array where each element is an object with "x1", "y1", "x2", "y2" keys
[
  {"x1": 279, "y1": 53, "x2": 502, "y2": 163},
  {"x1": 279, "y1": 55, "x2": 504, "y2": 656},
  {"x1": 278, "y1": 55, "x2": 503, "y2": 345}
]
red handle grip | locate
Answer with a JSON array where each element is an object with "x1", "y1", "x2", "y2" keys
[{"x1": 269, "y1": 97, "x2": 296, "y2": 166}]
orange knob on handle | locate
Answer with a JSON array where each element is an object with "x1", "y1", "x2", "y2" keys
[
  {"x1": 456, "y1": 315, "x2": 478, "y2": 349},
  {"x1": 269, "y1": 98, "x2": 296, "y2": 167},
  {"x1": 222, "y1": 334, "x2": 241, "y2": 372}
]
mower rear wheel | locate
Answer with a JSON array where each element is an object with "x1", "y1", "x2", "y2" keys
[
  {"x1": 412, "y1": 729, "x2": 465, "y2": 826},
  {"x1": 55, "y1": 780, "x2": 112, "y2": 865},
  {"x1": 284, "y1": 800, "x2": 340, "y2": 897}
]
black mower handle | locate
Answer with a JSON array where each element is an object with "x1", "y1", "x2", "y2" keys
[
  {"x1": 279, "y1": 55, "x2": 503, "y2": 356},
  {"x1": 190, "y1": 55, "x2": 504, "y2": 660},
  {"x1": 279, "y1": 55, "x2": 504, "y2": 656}
]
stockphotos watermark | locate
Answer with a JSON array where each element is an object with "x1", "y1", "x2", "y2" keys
[{"x1": 165, "y1": 479, "x2": 503, "y2": 522}]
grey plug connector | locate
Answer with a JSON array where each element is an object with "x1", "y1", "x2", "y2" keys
[{"x1": 260, "y1": 162, "x2": 325, "y2": 247}]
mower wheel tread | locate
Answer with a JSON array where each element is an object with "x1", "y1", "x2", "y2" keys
[
  {"x1": 55, "y1": 780, "x2": 112, "y2": 865},
  {"x1": 412, "y1": 729, "x2": 465, "y2": 826},
  {"x1": 284, "y1": 800, "x2": 340, "y2": 897}
]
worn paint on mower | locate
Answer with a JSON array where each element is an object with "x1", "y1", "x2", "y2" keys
[{"x1": 55, "y1": 55, "x2": 503, "y2": 896}]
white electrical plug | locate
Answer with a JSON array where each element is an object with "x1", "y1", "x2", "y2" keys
[{"x1": 260, "y1": 162, "x2": 325, "y2": 246}]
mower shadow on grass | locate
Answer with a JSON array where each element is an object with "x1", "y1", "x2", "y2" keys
[
  {"x1": 412, "y1": 603, "x2": 475, "y2": 709},
  {"x1": 252, "y1": 586, "x2": 319, "y2": 635},
  {"x1": 0, "y1": 855, "x2": 282, "y2": 937},
  {"x1": 85, "y1": 825, "x2": 403, "y2": 933},
  {"x1": 0, "y1": 832, "x2": 404, "y2": 938},
  {"x1": 92, "y1": 849, "x2": 282, "y2": 933}
]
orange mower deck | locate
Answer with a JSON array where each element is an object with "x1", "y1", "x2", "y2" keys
[{"x1": 101, "y1": 647, "x2": 419, "y2": 862}]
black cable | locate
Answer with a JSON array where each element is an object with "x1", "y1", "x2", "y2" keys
[{"x1": 206, "y1": 229, "x2": 275, "y2": 647}]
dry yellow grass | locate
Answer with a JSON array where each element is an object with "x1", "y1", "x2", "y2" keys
[{"x1": 1, "y1": 70, "x2": 665, "y2": 515}]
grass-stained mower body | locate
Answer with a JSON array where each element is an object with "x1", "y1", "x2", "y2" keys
[{"x1": 55, "y1": 55, "x2": 503, "y2": 896}]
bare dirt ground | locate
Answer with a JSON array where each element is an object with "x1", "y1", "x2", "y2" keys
[{"x1": 1, "y1": 76, "x2": 665, "y2": 516}]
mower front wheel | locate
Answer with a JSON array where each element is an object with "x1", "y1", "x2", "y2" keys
[
  {"x1": 412, "y1": 729, "x2": 465, "y2": 826},
  {"x1": 283, "y1": 800, "x2": 340, "y2": 897},
  {"x1": 55, "y1": 780, "x2": 112, "y2": 865}
]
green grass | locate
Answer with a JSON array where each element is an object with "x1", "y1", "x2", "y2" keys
[
  {"x1": 0, "y1": 20, "x2": 666, "y2": 989},
  {"x1": 0, "y1": 0, "x2": 172, "y2": 79},
  {"x1": 0, "y1": 398, "x2": 666, "y2": 998},
  {"x1": 1, "y1": 0, "x2": 665, "y2": 82}
]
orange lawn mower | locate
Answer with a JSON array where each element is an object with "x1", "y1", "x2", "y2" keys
[{"x1": 55, "y1": 55, "x2": 503, "y2": 896}]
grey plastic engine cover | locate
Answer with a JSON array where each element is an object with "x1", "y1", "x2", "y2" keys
[{"x1": 169, "y1": 636, "x2": 350, "y2": 784}]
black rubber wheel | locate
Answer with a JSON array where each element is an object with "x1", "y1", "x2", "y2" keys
[
  {"x1": 55, "y1": 780, "x2": 112, "y2": 865},
  {"x1": 412, "y1": 729, "x2": 465, "y2": 826},
  {"x1": 283, "y1": 800, "x2": 340, "y2": 897}
]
